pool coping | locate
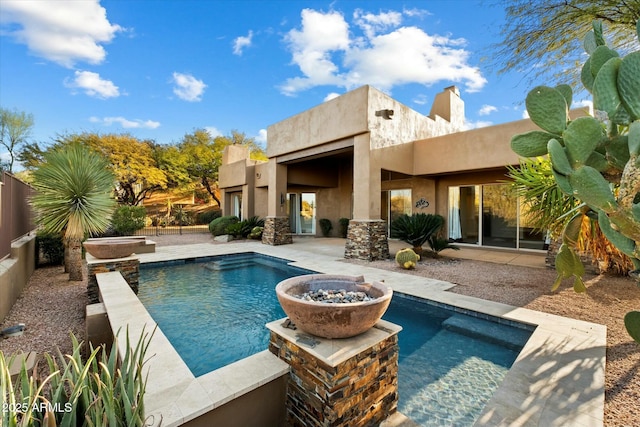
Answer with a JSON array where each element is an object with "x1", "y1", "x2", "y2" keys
[{"x1": 96, "y1": 241, "x2": 605, "y2": 427}]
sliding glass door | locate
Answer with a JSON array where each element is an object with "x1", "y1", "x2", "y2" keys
[
  {"x1": 287, "y1": 193, "x2": 316, "y2": 235},
  {"x1": 448, "y1": 184, "x2": 545, "y2": 250}
]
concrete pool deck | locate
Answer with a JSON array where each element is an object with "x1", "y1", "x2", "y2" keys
[{"x1": 96, "y1": 239, "x2": 604, "y2": 427}]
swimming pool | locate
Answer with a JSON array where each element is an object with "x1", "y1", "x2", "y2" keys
[{"x1": 138, "y1": 252, "x2": 533, "y2": 426}]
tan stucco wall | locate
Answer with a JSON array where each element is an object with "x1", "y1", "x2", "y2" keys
[
  {"x1": 267, "y1": 86, "x2": 369, "y2": 158},
  {"x1": 219, "y1": 159, "x2": 248, "y2": 188},
  {"x1": 267, "y1": 85, "x2": 464, "y2": 158},
  {"x1": 382, "y1": 177, "x2": 437, "y2": 215},
  {"x1": 183, "y1": 375, "x2": 287, "y2": 427},
  {"x1": 0, "y1": 234, "x2": 36, "y2": 323}
]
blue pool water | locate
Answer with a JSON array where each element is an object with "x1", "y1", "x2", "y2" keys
[{"x1": 138, "y1": 253, "x2": 533, "y2": 426}]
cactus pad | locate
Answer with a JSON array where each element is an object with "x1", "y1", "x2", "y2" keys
[
  {"x1": 569, "y1": 166, "x2": 617, "y2": 212},
  {"x1": 623, "y1": 311, "x2": 640, "y2": 344},
  {"x1": 525, "y1": 86, "x2": 568, "y2": 135},
  {"x1": 593, "y1": 57, "x2": 622, "y2": 117},
  {"x1": 617, "y1": 52, "x2": 640, "y2": 120},
  {"x1": 563, "y1": 117, "x2": 604, "y2": 166},
  {"x1": 510, "y1": 131, "x2": 553, "y2": 157}
]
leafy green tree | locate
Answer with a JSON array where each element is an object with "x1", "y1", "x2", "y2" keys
[
  {"x1": 31, "y1": 144, "x2": 116, "y2": 281},
  {"x1": 0, "y1": 107, "x2": 34, "y2": 173},
  {"x1": 178, "y1": 129, "x2": 266, "y2": 206},
  {"x1": 491, "y1": 0, "x2": 640, "y2": 87}
]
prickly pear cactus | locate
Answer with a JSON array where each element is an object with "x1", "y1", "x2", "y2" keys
[
  {"x1": 395, "y1": 248, "x2": 420, "y2": 270},
  {"x1": 511, "y1": 20, "x2": 640, "y2": 344}
]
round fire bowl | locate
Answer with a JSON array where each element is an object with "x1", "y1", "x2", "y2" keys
[
  {"x1": 275, "y1": 274, "x2": 392, "y2": 339},
  {"x1": 83, "y1": 239, "x2": 144, "y2": 259}
]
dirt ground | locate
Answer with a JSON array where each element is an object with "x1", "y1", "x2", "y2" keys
[{"x1": 1, "y1": 234, "x2": 638, "y2": 426}]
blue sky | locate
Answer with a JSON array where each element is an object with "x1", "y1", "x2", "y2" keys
[{"x1": 0, "y1": 0, "x2": 587, "y2": 161}]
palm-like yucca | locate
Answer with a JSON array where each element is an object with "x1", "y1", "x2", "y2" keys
[
  {"x1": 31, "y1": 144, "x2": 116, "y2": 280},
  {"x1": 508, "y1": 157, "x2": 633, "y2": 274},
  {"x1": 390, "y1": 213, "x2": 445, "y2": 255}
]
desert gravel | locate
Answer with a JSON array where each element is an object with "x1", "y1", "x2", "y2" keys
[{"x1": 1, "y1": 234, "x2": 638, "y2": 426}]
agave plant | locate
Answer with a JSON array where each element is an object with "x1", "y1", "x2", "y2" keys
[
  {"x1": 30, "y1": 143, "x2": 116, "y2": 281},
  {"x1": 1, "y1": 327, "x2": 153, "y2": 427},
  {"x1": 390, "y1": 213, "x2": 445, "y2": 255}
]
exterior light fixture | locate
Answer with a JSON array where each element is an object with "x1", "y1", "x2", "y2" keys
[{"x1": 375, "y1": 109, "x2": 394, "y2": 120}]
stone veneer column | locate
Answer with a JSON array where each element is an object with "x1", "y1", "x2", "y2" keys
[
  {"x1": 262, "y1": 216, "x2": 293, "y2": 246},
  {"x1": 344, "y1": 219, "x2": 389, "y2": 261},
  {"x1": 267, "y1": 319, "x2": 401, "y2": 427},
  {"x1": 86, "y1": 256, "x2": 140, "y2": 304}
]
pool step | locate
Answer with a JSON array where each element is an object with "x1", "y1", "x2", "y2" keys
[
  {"x1": 203, "y1": 256, "x2": 255, "y2": 271},
  {"x1": 203, "y1": 256, "x2": 294, "y2": 272},
  {"x1": 441, "y1": 315, "x2": 531, "y2": 350}
]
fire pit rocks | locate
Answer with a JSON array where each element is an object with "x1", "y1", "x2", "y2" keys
[{"x1": 275, "y1": 274, "x2": 393, "y2": 339}]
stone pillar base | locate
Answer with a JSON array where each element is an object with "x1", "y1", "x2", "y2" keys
[
  {"x1": 262, "y1": 216, "x2": 293, "y2": 246},
  {"x1": 87, "y1": 256, "x2": 139, "y2": 304},
  {"x1": 267, "y1": 318, "x2": 401, "y2": 427},
  {"x1": 344, "y1": 220, "x2": 389, "y2": 261}
]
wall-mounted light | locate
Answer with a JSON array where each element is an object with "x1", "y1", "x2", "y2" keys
[
  {"x1": 375, "y1": 109, "x2": 394, "y2": 120},
  {"x1": 280, "y1": 192, "x2": 285, "y2": 206}
]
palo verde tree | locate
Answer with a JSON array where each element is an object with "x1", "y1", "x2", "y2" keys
[
  {"x1": 511, "y1": 20, "x2": 640, "y2": 343},
  {"x1": 0, "y1": 107, "x2": 34, "y2": 173},
  {"x1": 491, "y1": 0, "x2": 640, "y2": 88},
  {"x1": 22, "y1": 133, "x2": 172, "y2": 205},
  {"x1": 30, "y1": 144, "x2": 116, "y2": 281},
  {"x1": 177, "y1": 129, "x2": 266, "y2": 206}
]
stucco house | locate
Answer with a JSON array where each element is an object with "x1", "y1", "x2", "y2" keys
[{"x1": 219, "y1": 85, "x2": 587, "y2": 260}]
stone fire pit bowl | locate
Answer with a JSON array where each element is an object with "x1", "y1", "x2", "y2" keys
[
  {"x1": 83, "y1": 239, "x2": 144, "y2": 259},
  {"x1": 275, "y1": 274, "x2": 392, "y2": 339}
]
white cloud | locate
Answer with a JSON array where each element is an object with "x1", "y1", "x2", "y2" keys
[
  {"x1": 0, "y1": 0, "x2": 122, "y2": 67},
  {"x1": 412, "y1": 94, "x2": 428, "y2": 105},
  {"x1": 172, "y1": 72, "x2": 206, "y2": 102},
  {"x1": 233, "y1": 30, "x2": 253, "y2": 55},
  {"x1": 571, "y1": 99, "x2": 593, "y2": 111},
  {"x1": 280, "y1": 9, "x2": 486, "y2": 96},
  {"x1": 478, "y1": 104, "x2": 497, "y2": 116},
  {"x1": 89, "y1": 116, "x2": 160, "y2": 129},
  {"x1": 256, "y1": 129, "x2": 267, "y2": 145},
  {"x1": 64, "y1": 70, "x2": 119, "y2": 98},
  {"x1": 353, "y1": 9, "x2": 402, "y2": 39},
  {"x1": 205, "y1": 127, "x2": 222, "y2": 137},
  {"x1": 324, "y1": 92, "x2": 340, "y2": 102},
  {"x1": 280, "y1": 9, "x2": 350, "y2": 95},
  {"x1": 463, "y1": 119, "x2": 493, "y2": 130},
  {"x1": 522, "y1": 109, "x2": 530, "y2": 119}
]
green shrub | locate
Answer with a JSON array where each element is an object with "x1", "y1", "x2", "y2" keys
[
  {"x1": 209, "y1": 215, "x2": 239, "y2": 236},
  {"x1": 390, "y1": 213, "x2": 445, "y2": 255},
  {"x1": 248, "y1": 226, "x2": 263, "y2": 239},
  {"x1": 111, "y1": 205, "x2": 147, "y2": 236},
  {"x1": 196, "y1": 209, "x2": 221, "y2": 225},
  {"x1": 338, "y1": 218, "x2": 350, "y2": 238},
  {"x1": 319, "y1": 218, "x2": 333, "y2": 237},
  {"x1": 36, "y1": 232, "x2": 64, "y2": 266},
  {"x1": 225, "y1": 222, "x2": 245, "y2": 237},
  {"x1": 426, "y1": 235, "x2": 460, "y2": 258}
]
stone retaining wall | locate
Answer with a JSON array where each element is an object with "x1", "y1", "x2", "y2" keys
[
  {"x1": 262, "y1": 216, "x2": 293, "y2": 246},
  {"x1": 87, "y1": 258, "x2": 140, "y2": 304},
  {"x1": 268, "y1": 323, "x2": 399, "y2": 427},
  {"x1": 344, "y1": 220, "x2": 389, "y2": 261}
]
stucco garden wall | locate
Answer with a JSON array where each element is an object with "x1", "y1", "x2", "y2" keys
[{"x1": 0, "y1": 234, "x2": 36, "y2": 323}]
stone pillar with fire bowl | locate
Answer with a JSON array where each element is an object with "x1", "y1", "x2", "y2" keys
[{"x1": 270, "y1": 274, "x2": 400, "y2": 426}]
